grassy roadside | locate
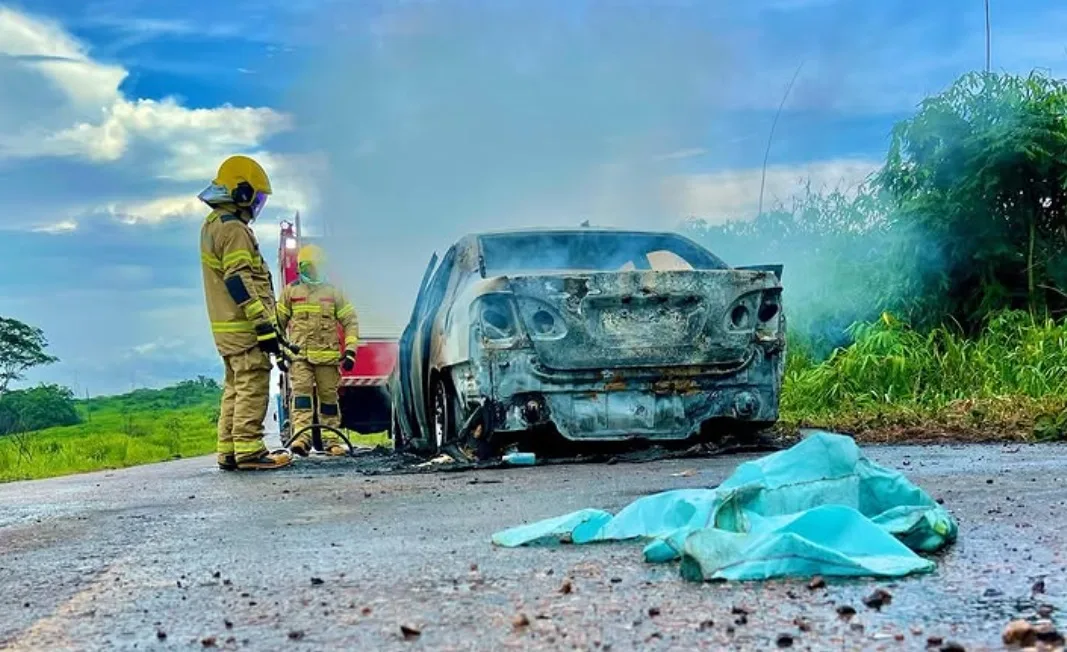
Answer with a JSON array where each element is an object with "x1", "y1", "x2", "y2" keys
[
  {"x1": 2, "y1": 309, "x2": 1063, "y2": 482},
  {"x1": 779, "y1": 311, "x2": 1067, "y2": 443},
  {"x1": 0, "y1": 395, "x2": 391, "y2": 483},
  {"x1": 0, "y1": 405, "x2": 217, "y2": 482}
]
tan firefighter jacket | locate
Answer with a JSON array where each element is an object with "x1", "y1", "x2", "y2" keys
[
  {"x1": 277, "y1": 281, "x2": 359, "y2": 365},
  {"x1": 200, "y1": 209, "x2": 278, "y2": 356}
]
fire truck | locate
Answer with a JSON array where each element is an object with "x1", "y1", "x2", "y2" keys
[{"x1": 275, "y1": 215, "x2": 399, "y2": 448}]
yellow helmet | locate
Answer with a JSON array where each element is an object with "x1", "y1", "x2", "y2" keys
[
  {"x1": 298, "y1": 244, "x2": 326, "y2": 283},
  {"x1": 298, "y1": 244, "x2": 325, "y2": 266},
  {"x1": 199, "y1": 155, "x2": 273, "y2": 219}
]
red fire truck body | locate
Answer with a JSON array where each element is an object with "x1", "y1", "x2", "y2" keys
[{"x1": 275, "y1": 217, "x2": 398, "y2": 438}]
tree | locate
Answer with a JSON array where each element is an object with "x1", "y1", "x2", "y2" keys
[
  {"x1": 0, "y1": 384, "x2": 80, "y2": 435},
  {"x1": 877, "y1": 71, "x2": 1067, "y2": 329},
  {"x1": 0, "y1": 317, "x2": 58, "y2": 396}
]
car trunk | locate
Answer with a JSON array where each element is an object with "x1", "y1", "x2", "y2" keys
[{"x1": 505, "y1": 269, "x2": 781, "y2": 372}]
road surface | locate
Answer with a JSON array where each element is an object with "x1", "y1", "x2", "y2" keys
[{"x1": 1, "y1": 442, "x2": 1064, "y2": 651}]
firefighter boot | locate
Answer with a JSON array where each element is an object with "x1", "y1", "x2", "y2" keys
[
  {"x1": 326, "y1": 444, "x2": 347, "y2": 457},
  {"x1": 218, "y1": 455, "x2": 238, "y2": 471},
  {"x1": 237, "y1": 449, "x2": 293, "y2": 471},
  {"x1": 289, "y1": 437, "x2": 311, "y2": 457}
]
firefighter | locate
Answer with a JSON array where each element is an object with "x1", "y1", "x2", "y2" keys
[
  {"x1": 199, "y1": 155, "x2": 293, "y2": 471},
  {"x1": 277, "y1": 244, "x2": 359, "y2": 457}
]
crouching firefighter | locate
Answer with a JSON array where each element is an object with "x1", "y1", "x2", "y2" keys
[
  {"x1": 277, "y1": 244, "x2": 359, "y2": 457},
  {"x1": 199, "y1": 155, "x2": 293, "y2": 471}
]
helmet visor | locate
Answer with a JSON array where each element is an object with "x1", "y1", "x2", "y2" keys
[{"x1": 250, "y1": 191, "x2": 269, "y2": 219}]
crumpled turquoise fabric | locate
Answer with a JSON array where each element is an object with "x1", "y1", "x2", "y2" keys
[{"x1": 491, "y1": 432, "x2": 957, "y2": 581}]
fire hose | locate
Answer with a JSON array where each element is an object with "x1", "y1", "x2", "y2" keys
[{"x1": 274, "y1": 334, "x2": 359, "y2": 458}]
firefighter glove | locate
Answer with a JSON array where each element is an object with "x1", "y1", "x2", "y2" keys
[
  {"x1": 341, "y1": 350, "x2": 356, "y2": 372},
  {"x1": 255, "y1": 322, "x2": 282, "y2": 356}
]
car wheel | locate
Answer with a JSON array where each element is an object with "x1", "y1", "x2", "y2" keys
[
  {"x1": 430, "y1": 377, "x2": 455, "y2": 454},
  {"x1": 390, "y1": 404, "x2": 406, "y2": 452}
]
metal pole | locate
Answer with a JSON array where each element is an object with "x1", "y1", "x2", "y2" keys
[{"x1": 985, "y1": 0, "x2": 991, "y2": 72}]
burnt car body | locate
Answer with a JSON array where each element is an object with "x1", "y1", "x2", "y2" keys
[{"x1": 388, "y1": 228, "x2": 785, "y2": 456}]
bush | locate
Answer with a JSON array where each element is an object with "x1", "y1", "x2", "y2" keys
[
  {"x1": 0, "y1": 384, "x2": 80, "y2": 435},
  {"x1": 782, "y1": 310, "x2": 1067, "y2": 439}
]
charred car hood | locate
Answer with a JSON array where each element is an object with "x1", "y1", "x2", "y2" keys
[{"x1": 481, "y1": 269, "x2": 782, "y2": 372}]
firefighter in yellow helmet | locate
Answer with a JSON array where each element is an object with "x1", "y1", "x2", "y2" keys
[
  {"x1": 278, "y1": 244, "x2": 359, "y2": 456},
  {"x1": 199, "y1": 155, "x2": 293, "y2": 471}
]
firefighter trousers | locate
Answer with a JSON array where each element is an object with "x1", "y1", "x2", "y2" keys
[
  {"x1": 217, "y1": 348, "x2": 271, "y2": 465},
  {"x1": 289, "y1": 360, "x2": 343, "y2": 449}
]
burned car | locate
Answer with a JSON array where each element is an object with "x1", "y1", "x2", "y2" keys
[{"x1": 388, "y1": 228, "x2": 785, "y2": 457}]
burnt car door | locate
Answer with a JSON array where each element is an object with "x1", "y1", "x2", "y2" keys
[
  {"x1": 409, "y1": 246, "x2": 458, "y2": 441},
  {"x1": 394, "y1": 252, "x2": 439, "y2": 443}
]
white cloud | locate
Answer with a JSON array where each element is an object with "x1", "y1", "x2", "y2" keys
[
  {"x1": 130, "y1": 337, "x2": 187, "y2": 358},
  {"x1": 104, "y1": 195, "x2": 204, "y2": 224},
  {"x1": 0, "y1": 6, "x2": 306, "y2": 226},
  {"x1": 32, "y1": 219, "x2": 78, "y2": 234},
  {"x1": 662, "y1": 158, "x2": 880, "y2": 223}
]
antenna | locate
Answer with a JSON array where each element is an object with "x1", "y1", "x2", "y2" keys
[
  {"x1": 757, "y1": 60, "x2": 805, "y2": 219},
  {"x1": 984, "y1": 0, "x2": 991, "y2": 72}
]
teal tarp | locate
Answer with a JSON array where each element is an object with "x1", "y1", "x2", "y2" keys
[{"x1": 491, "y1": 432, "x2": 957, "y2": 581}]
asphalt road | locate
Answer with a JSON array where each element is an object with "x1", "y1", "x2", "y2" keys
[{"x1": 1, "y1": 442, "x2": 1064, "y2": 651}]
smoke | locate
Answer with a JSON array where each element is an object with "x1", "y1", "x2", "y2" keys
[
  {"x1": 283, "y1": 1, "x2": 738, "y2": 329},
  {"x1": 684, "y1": 186, "x2": 943, "y2": 354}
]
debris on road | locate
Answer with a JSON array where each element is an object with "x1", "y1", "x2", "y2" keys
[
  {"x1": 807, "y1": 575, "x2": 826, "y2": 590},
  {"x1": 1003, "y1": 620, "x2": 1067, "y2": 648},
  {"x1": 288, "y1": 630, "x2": 305, "y2": 641},
  {"x1": 863, "y1": 588, "x2": 893, "y2": 610},
  {"x1": 502, "y1": 451, "x2": 536, "y2": 466},
  {"x1": 559, "y1": 579, "x2": 573, "y2": 594},
  {"x1": 512, "y1": 613, "x2": 530, "y2": 629},
  {"x1": 400, "y1": 625, "x2": 422, "y2": 641},
  {"x1": 491, "y1": 433, "x2": 958, "y2": 581},
  {"x1": 415, "y1": 454, "x2": 455, "y2": 469},
  {"x1": 836, "y1": 605, "x2": 857, "y2": 619}
]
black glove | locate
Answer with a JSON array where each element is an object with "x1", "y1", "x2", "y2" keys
[
  {"x1": 341, "y1": 350, "x2": 356, "y2": 372},
  {"x1": 255, "y1": 322, "x2": 282, "y2": 356}
]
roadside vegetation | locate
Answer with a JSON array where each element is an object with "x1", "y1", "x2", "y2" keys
[
  {"x1": 689, "y1": 71, "x2": 1067, "y2": 441},
  {"x1": 781, "y1": 312, "x2": 1067, "y2": 441},
  {"x1": 0, "y1": 375, "x2": 390, "y2": 483},
  {"x1": 0, "y1": 378, "x2": 220, "y2": 482},
  {"x1": 2, "y1": 69, "x2": 1067, "y2": 481}
]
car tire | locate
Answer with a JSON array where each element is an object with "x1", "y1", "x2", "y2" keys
[
  {"x1": 390, "y1": 404, "x2": 406, "y2": 452},
  {"x1": 430, "y1": 377, "x2": 456, "y2": 455}
]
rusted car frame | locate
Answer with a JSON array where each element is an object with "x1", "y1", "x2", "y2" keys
[{"x1": 388, "y1": 228, "x2": 785, "y2": 457}]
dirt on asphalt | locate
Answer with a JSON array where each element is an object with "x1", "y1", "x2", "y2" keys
[{"x1": 0, "y1": 441, "x2": 1065, "y2": 651}]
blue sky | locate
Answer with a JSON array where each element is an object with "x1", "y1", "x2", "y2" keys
[{"x1": 1, "y1": 0, "x2": 1065, "y2": 395}]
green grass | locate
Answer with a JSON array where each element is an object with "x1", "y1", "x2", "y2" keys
[
  {"x1": 346, "y1": 432, "x2": 391, "y2": 448},
  {"x1": 0, "y1": 405, "x2": 218, "y2": 483},
  {"x1": 4, "y1": 309, "x2": 1063, "y2": 482},
  {"x1": 781, "y1": 310, "x2": 1067, "y2": 442},
  {"x1": 0, "y1": 382, "x2": 394, "y2": 482}
]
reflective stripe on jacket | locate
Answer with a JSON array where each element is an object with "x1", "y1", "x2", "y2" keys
[
  {"x1": 277, "y1": 281, "x2": 359, "y2": 364},
  {"x1": 200, "y1": 209, "x2": 277, "y2": 356}
]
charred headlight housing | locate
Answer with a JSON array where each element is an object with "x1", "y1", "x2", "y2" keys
[
  {"x1": 515, "y1": 298, "x2": 568, "y2": 340},
  {"x1": 726, "y1": 289, "x2": 783, "y2": 333},
  {"x1": 757, "y1": 290, "x2": 781, "y2": 323},
  {"x1": 473, "y1": 293, "x2": 521, "y2": 342}
]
